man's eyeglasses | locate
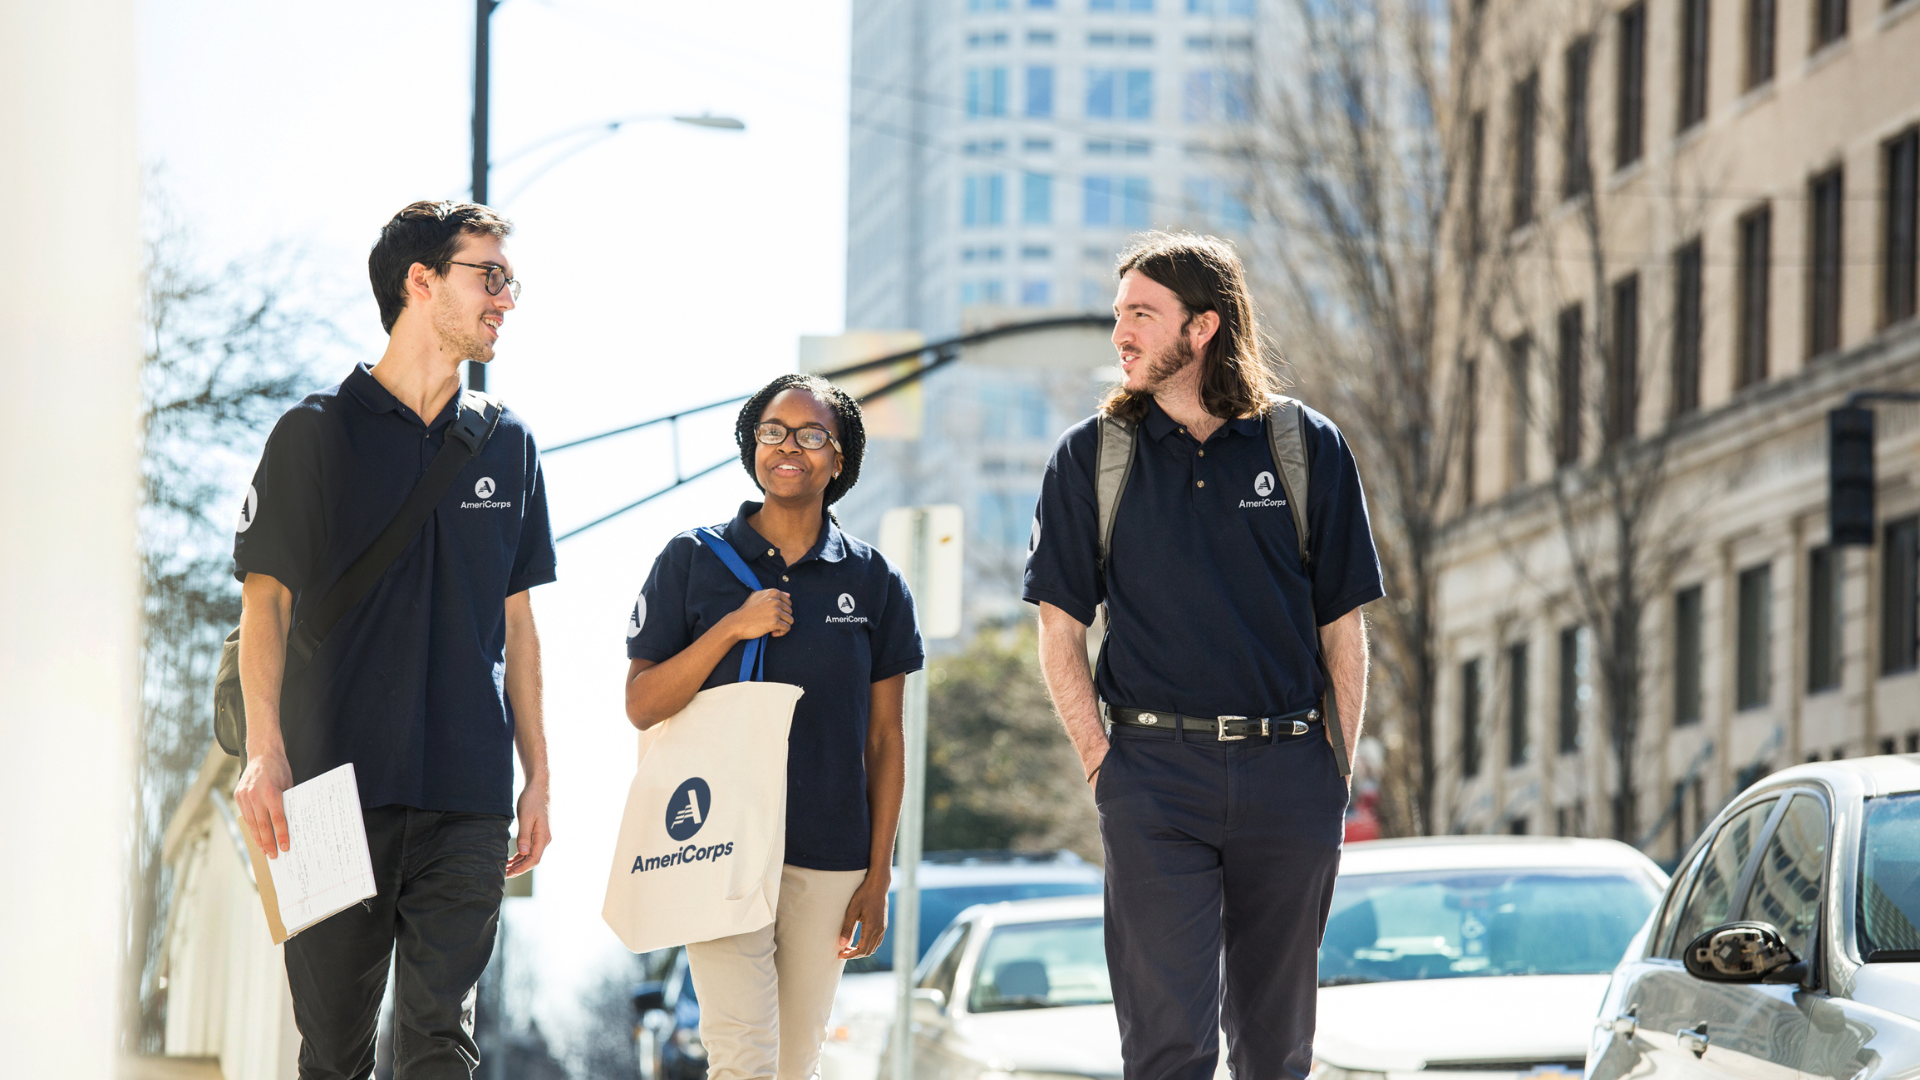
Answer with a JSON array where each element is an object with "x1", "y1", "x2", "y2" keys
[
  {"x1": 447, "y1": 261, "x2": 522, "y2": 300},
  {"x1": 754, "y1": 422, "x2": 841, "y2": 453}
]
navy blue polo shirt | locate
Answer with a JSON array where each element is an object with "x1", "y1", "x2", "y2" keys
[
  {"x1": 627, "y1": 503, "x2": 924, "y2": 872},
  {"x1": 233, "y1": 363, "x2": 557, "y2": 816},
  {"x1": 1023, "y1": 398, "x2": 1383, "y2": 717}
]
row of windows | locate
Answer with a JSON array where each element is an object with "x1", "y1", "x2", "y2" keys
[
  {"x1": 958, "y1": 172, "x2": 1250, "y2": 229},
  {"x1": 969, "y1": 0, "x2": 1253, "y2": 13},
  {"x1": 1457, "y1": 516, "x2": 1920, "y2": 779},
  {"x1": 967, "y1": 28, "x2": 1253, "y2": 49},
  {"x1": 959, "y1": 278, "x2": 1055, "y2": 307},
  {"x1": 1461, "y1": 128, "x2": 1920, "y2": 496},
  {"x1": 963, "y1": 66, "x2": 1248, "y2": 122}
]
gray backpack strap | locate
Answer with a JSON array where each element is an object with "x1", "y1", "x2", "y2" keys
[
  {"x1": 1265, "y1": 395, "x2": 1351, "y2": 778},
  {"x1": 1094, "y1": 414, "x2": 1139, "y2": 573},
  {"x1": 1264, "y1": 395, "x2": 1313, "y2": 569}
]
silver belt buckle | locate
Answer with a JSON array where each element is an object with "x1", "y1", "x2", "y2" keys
[
  {"x1": 1291, "y1": 718, "x2": 1310, "y2": 735},
  {"x1": 1216, "y1": 715, "x2": 1248, "y2": 741}
]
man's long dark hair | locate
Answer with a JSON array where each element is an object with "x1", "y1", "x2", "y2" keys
[
  {"x1": 734, "y1": 374, "x2": 866, "y2": 509},
  {"x1": 1100, "y1": 232, "x2": 1284, "y2": 423}
]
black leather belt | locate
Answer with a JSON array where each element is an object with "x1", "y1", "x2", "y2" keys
[{"x1": 1108, "y1": 705, "x2": 1320, "y2": 741}]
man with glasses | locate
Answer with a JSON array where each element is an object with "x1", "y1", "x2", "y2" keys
[{"x1": 232, "y1": 200, "x2": 556, "y2": 1079}]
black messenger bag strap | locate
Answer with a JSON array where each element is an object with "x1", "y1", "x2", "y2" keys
[{"x1": 286, "y1": 390, "x2": 503, "y2": 666}]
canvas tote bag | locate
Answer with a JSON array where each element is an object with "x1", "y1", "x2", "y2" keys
[{"x1": 602, "y1": 527, "x2": 803, "y2": 954}]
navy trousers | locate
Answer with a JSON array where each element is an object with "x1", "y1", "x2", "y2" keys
[{"x1": 1096, "y1": 721, "x2": 1347, "y2": 1080}]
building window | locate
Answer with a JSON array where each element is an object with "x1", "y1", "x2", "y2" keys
[
  {"x1": 1746, "y1": 0, "x2": 1776, "y2": 90},
  {"x1": 1462, "y1": 657, "x2": 1484, "y2": 779},
  {"x1": 1125, "y1": 69, "x2": 1153, "y2": 119},
  {"x1": 1813, "y1": 0, "x2": 1847, "y2": 50},
  {"x1": 1462, "y1": 358, "x2": 1478, "y2": 507},
  {"x1": 1083, "y1": 175, "x2": 1150, "y2": 226},
  {"x1": 1087, "y1": 68, "x2": 1152, "y2": 119},
  {"x1": 1508, "y1": 641, "x2": 1530, "y2": 767},
  {"x1": 1186, "y1": 0, "x2": 1254, "y2": 12},
  {"x1": 1737, "y1": 205, "x2": 1772, "y2": 390},
  {"x1": 1467, "y1": 110, "x2": 1486, "y2": 255},
  {"x1": 1808, "y1": 167, "x2": 1845, "y2": 359},
  {"x1": 1020, "y1": 279, "x2": 1053, "y2": 306},
  {"x1": 1511, "y1": 70, "x2": 1539, "y2": 229},
  {"x1": 966, "y1": 67, "x2": 1009, "y2": 116},
  {"x1": 1506, "y1": 333, "x2": 1530, "y2": 487},
  {"x1": 1182, "y1": 177, "x2": 1251, "y2": 231},
  {"x1": 1675, "y1": 585, "x2": 1704, "y2": 726},
  {"x1": 1183, "y1": 69, "x2": 1251, "y2": 124},
  {"x1": 1609, "y1": 274, "x2": 1639, "y2": 444},
  {"x1": 963, "y1": 174, "x2": 1006, "y2": 226},
  {"x1": 1616, "y1": 5, "x2": 1645, "y2": 170},
  {"x1": 1678, "y1": 0, "x2": 1710, "y2": 131},
  {"x1": 1563, "y1": 37, "x2": 1591, "y2": 198},
  {"x1": 1558, "y1": 626, "x2": 1585, "y2": 753},
  {"x1": 1029, "y1": 0, "x2": 1056, "y2": 9},
  {"x1": 1087, "y1": 69, "x2": 1114, "y2": 117},
  {"x1": 968, "y1": 0, "x2": 1010, "y2": 8},
  {"x1": 1022, "y1": 172, "x2": 1053, "y2": 224},
  {"x1": 1027, "y1": 28, "x2": 1056, "y2": 44},
  {"x1": 1886, "y1": 129, "x2": 1919, "y2": 327},
  {"x1": 1737, "y1": 562, "x2": 1773, "y2": 710},
  {"x1": 1026, "y1": 66, "x2": 1055, "y2": 117},
  {"x1": 1809, "y1": 545, "x2": 1843, "y2": 693},
  {"x1": 1556, "y1": 303, "x2": 1582, "y2": 466},
  {"x1": 1092, "y1": 0, "x2": 1156, "y2": 10},
  {"x1": 1885, "y1": 516, "x2": 1919, "y2": 675},
  {"x1": 959, "y1": 279, "x2": 1006, "y2": 306},
  {"x1": 1673, "y1": 238, "x2": 1704, "y2": 416}
]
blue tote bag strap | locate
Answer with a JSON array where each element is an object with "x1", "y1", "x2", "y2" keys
[{"x1": 695, "y1": 526, "x2": 767, "y2": 683}]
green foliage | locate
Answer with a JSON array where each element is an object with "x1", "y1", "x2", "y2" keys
[{"x1": 923, "y1": 622, "x2": 1100, "y2": 862}]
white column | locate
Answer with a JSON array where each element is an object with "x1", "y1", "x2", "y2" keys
[{"x1": 0, "y1": 0, "x2": 142, "y2": 1074}]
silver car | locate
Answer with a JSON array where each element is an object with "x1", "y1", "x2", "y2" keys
[{"x1": 1588, "y1": 755, "x2": 1920, "y2": 1080}]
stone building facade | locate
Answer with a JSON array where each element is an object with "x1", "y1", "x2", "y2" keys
[{"x1": 1434, "y1": 0, "x2": 1920, "y2": 858}]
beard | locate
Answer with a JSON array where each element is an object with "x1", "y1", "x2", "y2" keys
[
  {"x1": 432, "y1": 288, "x2": 494, "y2": 363},
  {"x1": 1136, "y1": 331, "x2": 1195, "y2": 392}
]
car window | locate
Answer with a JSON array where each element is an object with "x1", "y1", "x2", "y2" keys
[
  {"x1": 843, "y1": 880, "x2": 1103, "y2": 974},
  {"x1": 1859, "y1": 792, "x2": 1920, "y2": 962},
  {"x1": 917, "y1": 922, "x2": 971, "y2": 1001},
  {"x1": 1742, "y1": 793, "x2": 1828, "y2": 959},
  {"x1": 1316, "y1": 870, "x2": 1660, "y2": 985},
  {"x1": 967, "y1": 917, "x2": 1112, "y2": 1012},
  {"x1": 1649, "y1": 847, "x2": 1706, "y2": 960},
  {"x1": 1665, "y1": 797, "x2": 1778, "y2": 957}
]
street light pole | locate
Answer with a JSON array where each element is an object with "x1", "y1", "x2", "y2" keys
[{"x1": 469, "y1": 0, "x2": 497, "y2": 392}]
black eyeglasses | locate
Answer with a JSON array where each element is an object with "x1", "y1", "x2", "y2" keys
[
  {"x1": 754, "y1": 422, "x2": 841, "y2": 453},
  {"x1": 447, "y1": 260, "x2": 522, "y2": 300}
]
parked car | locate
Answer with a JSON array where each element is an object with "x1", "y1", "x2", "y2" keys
[
  {"x1": 632, "y1": 946, "x2": 703, "y2": 1080},
  {"x1": 819, "y1": 850, "x2": 1105, "y2": 1080},
  {"x1": 1587, "y1": 755, "x2": 1920, "y2": 1080},
  {"x1": 882, "y1": 836, "x2": 1665, "y2": 1080}
]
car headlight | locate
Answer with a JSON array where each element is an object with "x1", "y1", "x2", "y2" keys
[{"x1": 672, "y1": 1026, "x2": 708, "y2": 1060}]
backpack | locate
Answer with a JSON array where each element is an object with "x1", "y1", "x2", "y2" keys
[{"x1": 1090, "y1": 394, "x2": 1351, "y2": 777}]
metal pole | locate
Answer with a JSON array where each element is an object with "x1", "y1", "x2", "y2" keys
[
  {"x1": 890, "y1": 508, "x2": 931, "y2": 1080},
  {"x1": 468, "y1": 0, "x2": 493, "y2": 393}
]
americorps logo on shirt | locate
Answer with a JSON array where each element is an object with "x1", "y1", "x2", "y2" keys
[
  {"x1": 827, "y1": 591, "x2": 870, "y2": 624},
  {"x1": 627, "y1": 593, "x2": 646, "y2": 639},
  {"x1": 235, "y1": 485, "x2": 259, "y2": 534},
  {"x1": 1240, "y1": 470, "x2": 1288, "y2": 510},
  {"x1": 461, "y1": 475, "x2": 513, "y2": 510},
  {"x1": 628, "y1": 776, "x2": 735, "y2": 874}
]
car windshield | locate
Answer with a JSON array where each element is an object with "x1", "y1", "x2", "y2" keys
[
  {"x1": 1318, "y1": 868, "x2": 1660, "y2": 985},
  {"x1": 1859, "y1": 792, "x2": 1920, "y2": 962},
  {"x1": 844, "y1": 881, "x2": 1103, "y2": 973},
  {"x1": 968, "y1": 917, "x2": 1112, "y2": 1012}
]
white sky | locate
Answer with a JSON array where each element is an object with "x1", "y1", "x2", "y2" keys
[{"x1": 140, "y1": 0, "x2": 852, "y2": 1040}]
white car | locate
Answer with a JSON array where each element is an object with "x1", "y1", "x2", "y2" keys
[
  {"x1": 1587, "y1": 756, "x2": 1920, "y2": 1080},
  {"x1": 883, "y1": 836, "x2": 1665, "y2": 1080},
  {"x1": 819, "y1": 852, "x2": 1104, "y2": 1080},
  {"x1": 1312, "y1": 837, "x2": 1667, "y2": 1080}
]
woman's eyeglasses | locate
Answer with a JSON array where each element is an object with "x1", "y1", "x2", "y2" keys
[
  {"x1": 447, "y1": 260, "x2": 522, "y2": 300},
  {"x1": 754, "y1": 422, "x2": 841, "y2": 453}
]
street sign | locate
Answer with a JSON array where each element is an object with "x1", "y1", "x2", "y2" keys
[
  {"x1": 879, "y1": 504, "x2": 964, "y2": 639},
  {"x1": 1829, "y1": 405, "x2": 1875, "y2": 546}
]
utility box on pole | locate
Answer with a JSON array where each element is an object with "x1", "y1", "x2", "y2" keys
[{"x1": 877, "y1": 504, "x2": 962, "y2": 1080}]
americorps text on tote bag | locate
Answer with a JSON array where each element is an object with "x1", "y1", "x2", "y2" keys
[{"x1": 602, "y1": 527, "x2": 803, "y2": 954}]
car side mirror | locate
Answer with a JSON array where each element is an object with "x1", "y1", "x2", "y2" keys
[
  {"x1": 631, "y1": 981, "x2": 667, "y2": 1016},
  {"x1": 1682, "y1": 922, "x2": 1800, "y2": 983},
  {"x1": 912, "y1": 987, "x2": 947, "y2": 1013}
]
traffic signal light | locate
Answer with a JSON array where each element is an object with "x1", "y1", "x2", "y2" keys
[{"x1": 1829, "y1": 405, "x2": 1875, "y2": 545}]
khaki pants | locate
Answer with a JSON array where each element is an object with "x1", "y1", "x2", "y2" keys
[{"x1": 685, "y1": 863, "x2": 868, "y2": 1080}]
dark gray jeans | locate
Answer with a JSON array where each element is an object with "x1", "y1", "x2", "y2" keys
[{"x1": 284, "y1": 806, "x2": 510, "y2": 1080}]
